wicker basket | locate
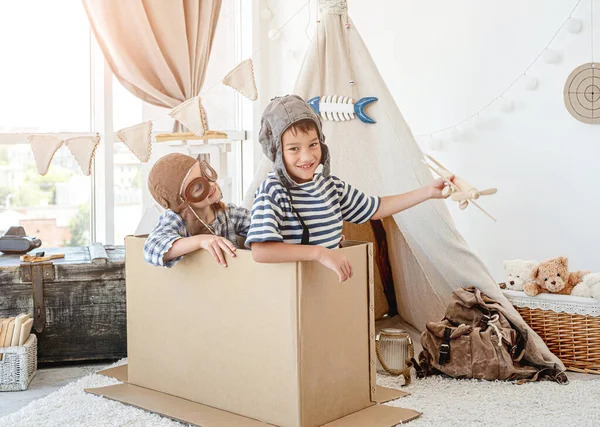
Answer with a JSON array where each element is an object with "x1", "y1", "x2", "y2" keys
[
  {"x1": 503, "y1": 290, "x2": 600, "y2": 375},
  {"x1": 0, "y1": 334, "x2": 37, "y2": 391}
]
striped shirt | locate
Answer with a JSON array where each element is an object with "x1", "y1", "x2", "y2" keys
[
  {"x1": 144, "y1": 204, "x2": 250, "y2": 268},
  {"x1": 245, "y1": 172, "x2": 380, "y2": 249}
]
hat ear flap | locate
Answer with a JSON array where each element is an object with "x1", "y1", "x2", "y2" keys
[
  {"x1": 274, "y1": 149, "x2": 295, "y2": 188},
  {"x1": 153, "y1": 186, "x2": 172, "y2": 210},
  {"x1": 320, "y1": 142, "x2": 331, "y2": 177},
  {"x1": 259, "y1": 117, "x2": 276, "y2": 162}
]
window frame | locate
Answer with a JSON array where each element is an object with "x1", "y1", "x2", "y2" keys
[{"x1": 0, "y1": 0, "x2": 255, "y2": 246}]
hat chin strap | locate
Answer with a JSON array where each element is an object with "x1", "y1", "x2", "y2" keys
[
  {"x1": 276, "y1": 168, "x2": 297, "y2": 188},
  {"x1": 187, "y1": 205, "x2": 216, "y2": 235}
]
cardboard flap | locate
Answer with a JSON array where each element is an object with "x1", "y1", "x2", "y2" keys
[
  {"x1": 85, "y1": 383, "x2": 273, "y2": 427},
  {"x1": 373, "y1": 385, "x2": 409, "y2": 403},
  {"x1": 321, "y1": 404, "x2": 421, "y2": 427},
  {"x1": 299, "y1": 243, "x2": 373, "y2": 426},
  {"x1": 98, "y1": 364, "x2": 128, "y2": 383}
]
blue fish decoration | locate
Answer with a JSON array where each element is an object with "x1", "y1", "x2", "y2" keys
[{"x1": 307, "y1": 95, "x2": 378, "y2": 124}]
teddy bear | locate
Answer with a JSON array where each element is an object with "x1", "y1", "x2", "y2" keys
[
  {"x1": 571, "y1": 272, "x2": 600, "y2": 299},
  {"x1": 502, "y1": 259, "x2": 538, "y2": 291},
  {"x1": 523, "y1": 256, "x2": 589, "y2": 297}
]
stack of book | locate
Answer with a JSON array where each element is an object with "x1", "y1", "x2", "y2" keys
[{"x1": 0, "y1": 314, "x2": 33, "y2": 360}]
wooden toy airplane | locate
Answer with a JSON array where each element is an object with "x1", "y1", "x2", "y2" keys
[{"x1": 423, "y1": 154, "x2": 498, "y2": 222}]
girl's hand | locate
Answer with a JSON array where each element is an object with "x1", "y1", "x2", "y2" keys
[
  {"x1": 428, "y1": 175, "x2": 454, "y2": 199},
  {"x1": 317, "y1": 247, "x2": 353, "y2": 282},
  {"x1": 197, "y1": 235, "x2": 237, "y2": 267}
]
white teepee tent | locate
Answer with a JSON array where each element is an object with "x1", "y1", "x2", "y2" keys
[{"x1": 243, "y1": 0, "x2": 563, "y2": 370}]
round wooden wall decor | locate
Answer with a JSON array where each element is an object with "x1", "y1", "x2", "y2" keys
[{"x1": 564, "y1": 63, "x2": 600, "y2": 124}]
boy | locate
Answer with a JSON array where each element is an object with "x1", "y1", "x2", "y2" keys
[
  {"x1": 144, "y1": 153, "x2": 250, "y2": 268},
  {"x1": 245, "y1": 95, "x2": 452, "y2": 282}
]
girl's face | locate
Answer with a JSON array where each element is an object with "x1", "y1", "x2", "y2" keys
[{"x1": 181, "y1": 162, "x2": 222, "y2": 210}]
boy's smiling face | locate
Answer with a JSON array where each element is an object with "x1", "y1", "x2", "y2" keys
[{"x1": 281, "y1": 125, "x2": 321, "y2": 184}]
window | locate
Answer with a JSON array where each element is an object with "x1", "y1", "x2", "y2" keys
[
  {"x1": 111, "y1": 0, "x2": 247, "y2": 243},
  {"x1": 0, "y1": 1, "x2": 251, "y2": 247},
  {"x1": 201, "y1": 0, "x2": 240, "y2": 131},
  {"x1": 0, "y1": 0, "x2": 92, "y2": 247},
  {"x1": 0, "y1": 1, "x2": 91, "y2": 132},
  {"x1": 112, "y1": 77, "x2": 144, "y2": 245}
]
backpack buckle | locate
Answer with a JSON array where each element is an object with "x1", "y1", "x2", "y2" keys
[
  {"x1": 438, "y1": 343, "x2": 451, "y2": 365},
  {"x1": 438, "y1": 327, "x2": 452, "y2": 365}
]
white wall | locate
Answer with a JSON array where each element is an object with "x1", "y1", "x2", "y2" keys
[{"x1": 255, "y1": 0, "x2": 600, "y2": 281}]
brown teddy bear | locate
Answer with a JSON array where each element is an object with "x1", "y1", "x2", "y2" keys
[{"x1": 523, "y1": 256, "x2": 589, "y2": 296}]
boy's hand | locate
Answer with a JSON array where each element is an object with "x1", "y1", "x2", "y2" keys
[
  {"x1": 317, "y1": 247, "x2": 353, "y2": 282},
  {"x1": 428, "y1": 175, "x2": 454, "y2": 199},
  {"x1": 197, "y1": 235, "x2": 237, "y2": 267}
]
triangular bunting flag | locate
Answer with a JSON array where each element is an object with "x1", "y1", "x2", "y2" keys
[
  {"x1": 116, "y1": 121, "x2": 153, "y2": 163},
  {"x1": 168, "y1": 96, "x2": 208, "y2": 136},
  {"x1": 64, "y1": 135, "x2": 101, "y2": 176},
  {"x1": 223, "y1": 58, "x2": 258, "y2": 101},
  {"x1": 27, "y1": 135, "x2": 64, "y2": 175}
]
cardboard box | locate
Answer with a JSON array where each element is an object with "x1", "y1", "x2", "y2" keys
[{"x1": 86, "y1": 236, "x2": 420, "y2": 426}]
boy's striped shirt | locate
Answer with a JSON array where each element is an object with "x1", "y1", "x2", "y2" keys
[{"x1": 245, "y1": 172, "x2": 380, "y2": 249}]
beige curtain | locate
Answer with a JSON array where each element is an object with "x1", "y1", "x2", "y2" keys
[{"x1": 82, "y1": 0, "x2": 222, "y2": 108}]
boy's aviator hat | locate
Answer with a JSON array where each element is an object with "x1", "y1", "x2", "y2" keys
[{"x1": 259, "y1": 95, "x2": 330, "y2": 187}]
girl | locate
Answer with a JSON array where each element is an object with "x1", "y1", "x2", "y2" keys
[{"x1": 144, "y1": 153, "x2": 250, "y2": 268}]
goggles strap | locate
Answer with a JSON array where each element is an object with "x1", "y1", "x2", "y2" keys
[{"x1": 188, "y1": 205, "x2": 216, "y2": 235}]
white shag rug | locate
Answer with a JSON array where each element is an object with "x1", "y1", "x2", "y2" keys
[
  {"x1": 378, "y1": 374, "x2": 600, "y2": 427},
  {"x1": 1, "y1": 360, "x2": 599, "y2": 427}
]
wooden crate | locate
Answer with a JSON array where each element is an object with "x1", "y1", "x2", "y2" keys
[{"x1": 0, "y1": 245, "x2": 126, "y2": 364}]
